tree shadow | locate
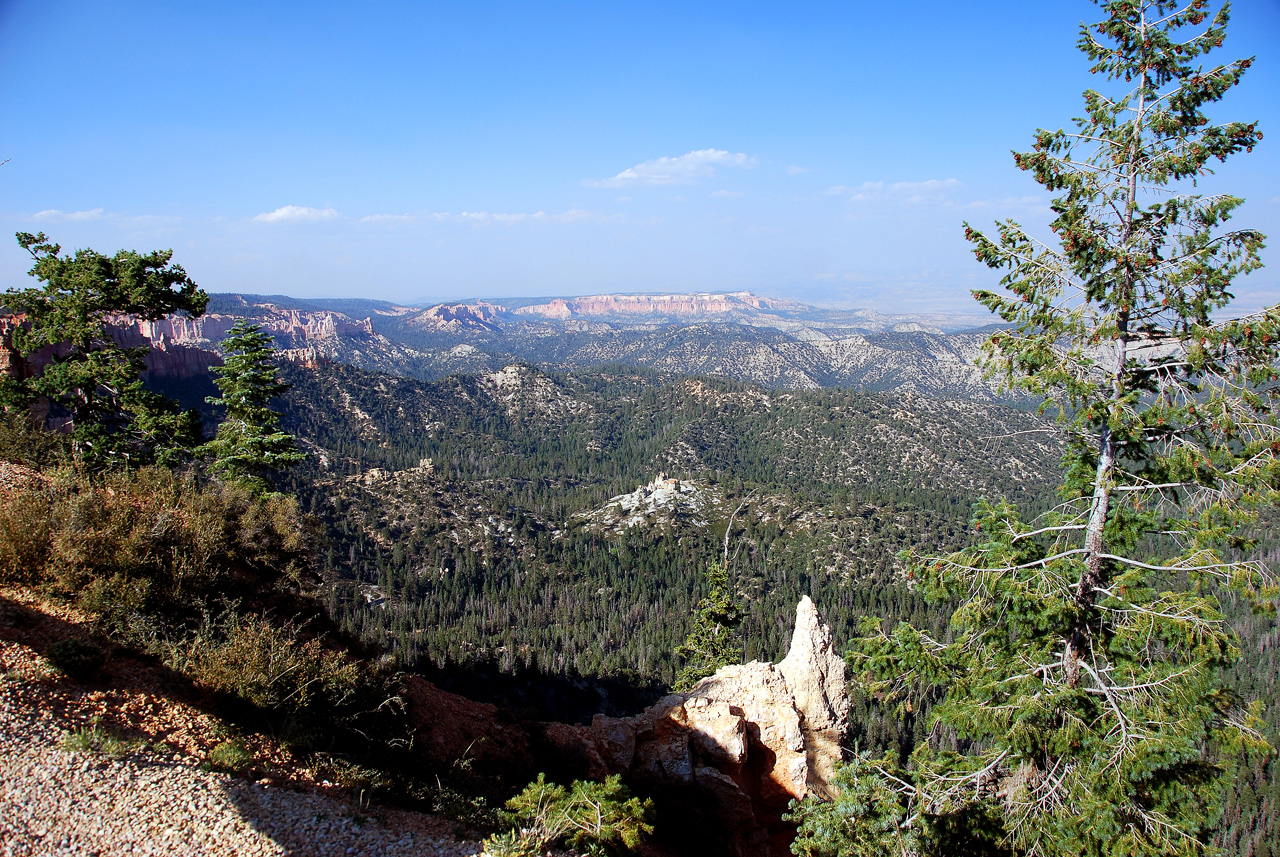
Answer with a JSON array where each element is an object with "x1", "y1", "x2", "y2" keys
[
  {"x1": 0, "y1": 592, "x2": 203, "y2": 733},
  {"x1": 418, "y1": 655, "x2": 668, "y2": 725},
  {"x1": 0, "y1": 592, "x2": 444, "y2": 854}
]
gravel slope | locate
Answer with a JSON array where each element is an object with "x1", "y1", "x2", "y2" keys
[
  {"x1": 0, "y1": 703, "x2": 483, "y2": 856},
  {"x1": 0, "y1": 592, "x2": 487, "y2": 857}
]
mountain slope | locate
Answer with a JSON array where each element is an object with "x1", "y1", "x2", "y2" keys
[
  {"x1": 158, "y1": 291, "x2": 1014, "y2": 399},
  {"x1": 275, "y1": 361, "x2": 1062, "y2": 689}
]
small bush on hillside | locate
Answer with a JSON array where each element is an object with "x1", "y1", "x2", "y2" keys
[
  {"x1": 77, "y1": 573, "x2": 157, "y2": 650},
  {"x1": 43, "y1": 637, "x2": 105, "y2": 681},
  {"x1": 0, "y1": 486, "x2": 52, "y2": 585},
  {"x1": 428, "y1": 785, "x2": 502, "y2": 832},
  {"x1": 495, "y1": 773, "x2": 654, "y2": 857},
  {"x1": 166, "y1": 608, "x2": 412, "y2": 758},
  {"x1": 481, "y1": 829, "x2": 539, "y2": 857},
  {"x1": 0, "y1": 465, "x2": 313, "y2": 641},
  {"x1": 45, "y1": 468, "x2": 311, "y2": 605},
  {"x1": 59, "y1": 718, "x2": 143, "y2": 760},
  {"x1": 0, "y1": 412, "x2": 70, "y2": 469},
  {"x1": 0, "y1": 437, "x2": 417, "y2": 800},
  {"x1": 173, "y1": 610, "x2": 361, "y2": 712}
]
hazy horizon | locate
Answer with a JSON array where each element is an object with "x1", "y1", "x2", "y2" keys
[{"x1": 206, "y1": 286, "x2": 1003, "y2": 323}]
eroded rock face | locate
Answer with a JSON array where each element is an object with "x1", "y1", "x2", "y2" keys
[
  {"x1": 777, "y1": 595, "x2": 850, "y2": 796},
  {"x1": 394, "y1": 598, "x2": 846, "y2": 857},
  {"x1": 540, "y1": 597, "x2": 848, "y2": 857},
  {"x1": 1, "y1": 306, "x2": 362, "y2": 387}
]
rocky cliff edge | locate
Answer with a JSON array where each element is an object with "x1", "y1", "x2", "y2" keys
[{"x1": 539, "y1": 596, "x2": 848, "y2": 857}]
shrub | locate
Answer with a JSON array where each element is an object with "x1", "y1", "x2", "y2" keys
[
  {"x1": 59, "y1": 719, "x2": 142, "y2": 759},
  {"x1": 0, "y1": 465, "x2": 314, "y2": 632},
  {"x1": 0, "y1": 412, "x2": 70, "y2": 469},
  {"x1": 76, "y1": 574, "x2": 157, "y2": 650},
  {"x1": 47, "y1": 468, "x2": 311, "y2": 605},
  {"x1": 499, "y1": 773, "x2": 654, "y2": 856},
  {"x1": 311, "y1": 756, "x2": 395, "y2": 793},
  {"x1": 42, "y1": 637, "x2": 105, "y2": 681},
  {"x1": 430, "y1": 785, "x2": 502, "y2": 832},
  {"x1": 0, "y1": 485, "x2": 52, "y2": 584},
  {"x1": 172, "y1": 610, "x2": 360, "y2": 712},
  {"x1": 482, "y1": 829, "x2": 539, "y2": 857}
]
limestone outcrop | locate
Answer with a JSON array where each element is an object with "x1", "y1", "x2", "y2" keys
[
  {"x1": 1, "y1": 305, "x2": 371, "y2": 385},
  {"x1": 540, "y1": 596, "x2": 848, "y2": 857},
  {"x1": 395, "y1": 597, "x2": 847, "y2": 856}
]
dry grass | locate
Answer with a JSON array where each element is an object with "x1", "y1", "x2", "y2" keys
[
  {"x1": 173, "y1": 611, "x2": 361, "y2": 713},
  {"x1": 0, "y1": 466, "x2": 313, "y2": 646}
]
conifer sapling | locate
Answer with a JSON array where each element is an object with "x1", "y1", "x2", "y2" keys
[{"x1": 202, "y1": 321, "x2": 305, "y2": 491}]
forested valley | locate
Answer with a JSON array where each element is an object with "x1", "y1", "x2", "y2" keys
[
  {"x1": 172, "y1": 356, "x2": 1259, "y2": 856},
  {"x1": 265, "y1": 362, "x2": 1055, "y2": 694}
]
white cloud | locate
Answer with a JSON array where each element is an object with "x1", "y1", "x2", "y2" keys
[
  {"x1": 359, "y1": 213, "x2": 415, "y2": 223},
  {"x1": 825, "y1": 179, "x2": 963, "y2": 203},
  {"x1": 710, "y1": 190, "x2": 747, "y2": 198},
  {"x1": 786, "y1": 165, "x2": 812, "y2": 175},
  {"x1": 360, "y1": 209, "x2": 615, "y2": 226},
  {"x1": 33, "y1": 208, "x2": 104, "y2": 222},
  {"x1": 253, "y1": 205, "x2": 340, "y2": 223},
  {"x1": 488, "y1": 209, "x2": 607, "y2": 224},
  {"x1": 585, "y1": 149, "x2": 756, "y2": 188}
]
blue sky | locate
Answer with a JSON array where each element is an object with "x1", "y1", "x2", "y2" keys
[{"x1": 1, "y1": 0, "x2": 1277, "y2": 314}]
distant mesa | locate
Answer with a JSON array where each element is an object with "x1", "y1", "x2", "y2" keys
[
  {"x1": 6, "y1": 287, "x2": 1014, "y2": 398},
  {"x1": 405, "y1": 291, "x2": 810, "y2": 329},
  {"x1": 511, "y1": 291, "x2": 809, "y2": 319},
  {"x1": 409, "y1": 301, "x2": 506, "y2": 332}
]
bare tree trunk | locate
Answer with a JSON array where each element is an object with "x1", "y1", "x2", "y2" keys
[{"x1": 1068, "y1": 8, "x2": 1148, "y2": 687}]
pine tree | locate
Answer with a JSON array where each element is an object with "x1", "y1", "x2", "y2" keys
[
  {"x1": 674, "y1": 560, "x2": 742, "y2": 691},
  {"x1": 2, "y1": 232, "x2": 208, "y2": 468},
  {"x1": 793, "y1": 3, "x2": 1280, "y2": 856},
  {"x1": 202, "y1": 321, "x2": 305, "y2": 491}
]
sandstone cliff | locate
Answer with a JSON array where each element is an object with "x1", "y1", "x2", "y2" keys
[
  {"x1": 0, "y1": 305, "x2": 382, "y2": 384},
  {"x1": 538, "y1": 596, "x2": 847, "y2": 857}
]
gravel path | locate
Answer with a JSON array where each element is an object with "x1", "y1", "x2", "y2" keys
[
  {"x1": 0, "y1": 598, "x2": 490, "y2": 857},
  {"x1": 0, "y1": 674, "x2": 489, "y2": 857}
]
